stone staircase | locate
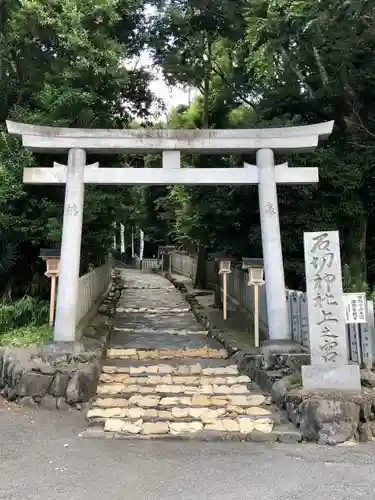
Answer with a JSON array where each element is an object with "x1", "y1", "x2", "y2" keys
[{"x1": 85, "y1": 269, "x2": 277, "y2": 439}]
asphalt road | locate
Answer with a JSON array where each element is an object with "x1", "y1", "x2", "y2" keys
[{"x1": 1, "y1": 400, "x2": 374, "y2": 500}]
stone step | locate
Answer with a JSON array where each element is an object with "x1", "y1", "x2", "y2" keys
[
  {"x1": 92, "y1": 393, "x2": 266, "y2": 408},
  {"x1": 99, "y1": 373, "x2": 250, "y2": 385},
  {"x1": 81, "y1": 421, "x2": 302, "y2": 442},
  {"x1": 106, "y1": 347, "x2": 228, "y2": 360},
  {"x1": 108, "y1": 331, "x2": 224, "y2": 350},
  {"x1": 116, "y1": 307, "x2": 190, "y2": 314},
  {"x1": 100, "y1": 415, "x2": 273, "y2": 435},
  {"x1": 111, "y1": 313, "x2": 204, "y2": 332},
  {"x1": 96, "y1": 383, "x2": 251, "y2": 396},
  {"x1": 88, "y1": 405, "x2": 273, "y2": 422},
  {"x1": 102, "y1": 359, "x2": 239, "y2": 375},
  {"x1": 112, "y1": 328, "x2": 207, "y2": 336},
  {"x1": 121, "y1": 285, "x2": 175, "y2": 289}
]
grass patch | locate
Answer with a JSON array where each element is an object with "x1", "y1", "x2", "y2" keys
[{"x1": 0, "y1": 324, "x2": 52, "y2": 347}]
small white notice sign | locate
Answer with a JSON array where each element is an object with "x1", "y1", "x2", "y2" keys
[{"x1": 344, "y1": 293, "x2": 368, "y2": 324}]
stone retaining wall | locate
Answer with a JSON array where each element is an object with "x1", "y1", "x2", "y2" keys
[
  {"x1": 166, "y1": 272, "x2": 375, "y2": 445},
  {"x1": 0, "y1": 272, "x2": 123, "y2": 411}
]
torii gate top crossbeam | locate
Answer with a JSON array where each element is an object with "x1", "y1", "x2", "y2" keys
[{"x1": 6, "y1": 120, "x2": 334, "y2": 154}]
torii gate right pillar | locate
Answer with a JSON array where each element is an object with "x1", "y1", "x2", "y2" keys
[{"x1": 257, "y1": 148, "x2": 290, "y2": 342}]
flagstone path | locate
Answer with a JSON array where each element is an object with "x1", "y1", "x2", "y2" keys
[{"x1": 85, "y1": 269, "x2": 281, "y2": 439}]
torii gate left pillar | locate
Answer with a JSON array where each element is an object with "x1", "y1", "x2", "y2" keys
[
  {"x1": 52, "y1": 152, "x2": 100, "y2": 340},
  {"x1": 6, "y1": 121, "x2": 333, "y2": 343}
]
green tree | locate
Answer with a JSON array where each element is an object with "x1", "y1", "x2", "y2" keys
[
  {"x1": 0, "y1": 0, "x2": 155, "y2": 298},
  {"x1": 144, "y1": 0, "x2": 375, "y2": 292}
]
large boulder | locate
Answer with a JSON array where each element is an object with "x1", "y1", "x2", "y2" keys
[
  {"x1": 49, "y1": 372, "x2": 70, "y2": 397},
  {"x1": 299, "y1": 397, "x2": 360, "y2": 445},
  {"x1": 271, "y1": 375, "x2": 297, "y2": 408},
  {"x1": 360, "y1": 369, "x2": 375, "y2": 389},
  {"x1": 17, "y1": 372, "x2": 54, "y2": 399},
  {"x1": 66, "y1": 362, "x2": 99, "y2": 403}
]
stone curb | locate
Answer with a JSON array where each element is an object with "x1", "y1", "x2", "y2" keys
[
  {"x1": 163, "y1": 272, "x2": 375, "y2": 445},
  {"x1": 0, "y1": 272, "x2": 123, "y2": 411}
]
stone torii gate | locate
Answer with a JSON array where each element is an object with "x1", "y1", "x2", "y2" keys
[{"x1": 6, "y1": 120, "x2": 334, "y2": 344}]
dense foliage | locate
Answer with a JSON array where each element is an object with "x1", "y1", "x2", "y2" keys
[
  {"x1": 1, "y1": 0, "x2": 374, "y2": 302},
  {"x1": 131, "y1": 0, "x2": 375, "y2": 291},
  {"x1": 0, "y1": 0, "x2": 154, "y2": 300}
]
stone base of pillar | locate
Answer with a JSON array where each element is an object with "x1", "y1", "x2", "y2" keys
[
  {"x1": 260, "y1": 339, "x2": 305, "y2": 370},
  {"x1": 302, "y1": 364, "x2": 361, "y2": 392},
  {"x1": 42, "y1": 341, "x2": 86, "y2": 357}
]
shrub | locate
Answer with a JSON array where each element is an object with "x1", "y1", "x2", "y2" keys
[{"x1": 0, "y1": 296, "x2": 49, "y2": 334}]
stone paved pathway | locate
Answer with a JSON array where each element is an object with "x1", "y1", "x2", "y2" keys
[
  {"x1": 169, "y1": 272, "x2": 259, "y2": 349},
  {"x1": 86, "y1": 269, "x2": 280, "y2": 439}
]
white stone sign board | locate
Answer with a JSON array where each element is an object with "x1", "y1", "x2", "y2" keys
[
  {"x1": 303, "y1": 231, "x2": 348, "y2": 366},
  {"x1": 344, "y1": 293, "x2": 367, "y2": 324},
  {"x1": 120, "y1": 223, "x2": 125, "y2": 254},
  {"x1": 112, "y1": 222, "x2": 116, "y2": 250},
  {"x1": 347, "y1": 323, "x2": 360, "y2": 363},
  {"x1": 290, "y1": 291, "x2": 302, "y2": 344},
  {"x1": 360, "y1": 301, "x2": 375, "y2": 367},
  {"x1": 300, "y1": 293, "x2": 310, "y2": 348},
  {"x1": 285, "y1": 291, "x2": 292, "y2": 339}
]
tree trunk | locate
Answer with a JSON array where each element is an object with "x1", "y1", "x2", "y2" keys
[
  {"x1": 214, "y1": 260, "x2": 223, "y2": 309},
  {"x1": 347, "y1": 214, "x2": 368, "y2": 292},
  {"x1": 360, "y1": 216, "x2": 367, "y2": 286},
  {"x1": 202, "y1": 35, "x2": 212, "y2": 129},
  {"x1": 192, "y1": 34, "x2": 212, "y2": 290},
  {"x1": 186, "y1": 242, "x2": 196, "y2": 255},
  {"x1": 194, "y1": 245, "x2": 208, "y2": 289},
  {"x1": 203, "y1": 74, "x2": 209, "y2": 129}
]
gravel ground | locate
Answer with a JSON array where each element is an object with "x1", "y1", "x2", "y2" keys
[{"x1": 1, "y1": 397, "x2": 374, "y2": 500}]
